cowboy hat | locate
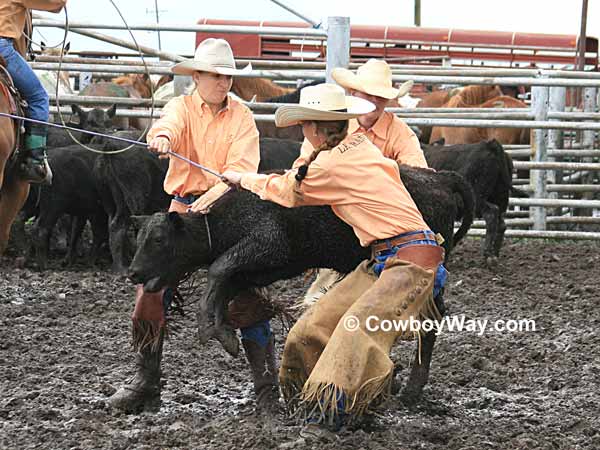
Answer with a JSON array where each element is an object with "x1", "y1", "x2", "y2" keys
[
  {"x1": 332, "y1": 59, "x2": 413, "y2": 100},
  {"x1": 275, "y1": 83, "x2": 375, "y2": 128},
  {"x1": 172, "y1": 38, "x2": 252, "y2": 76}
]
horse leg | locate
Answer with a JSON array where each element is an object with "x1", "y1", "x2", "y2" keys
[{"x1": 0, "y1": 176, "x2": 30, "y2": 256}]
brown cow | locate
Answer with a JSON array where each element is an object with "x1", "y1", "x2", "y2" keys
[
  {"x1": 429, "y1": 85, "x2": 529, "y2": 145},
  {"x1": 416, "y1": 86, "x2": 500, "y2": 144},
  {"x1": 231, "y1": 77, "x2": 294, "y2": 102}
]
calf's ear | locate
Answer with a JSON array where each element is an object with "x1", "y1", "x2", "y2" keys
[
  {"x1": 106, "y1": 104, "x2": 117, "y2": 118},
  {"x1": 130, "y1": 215, "x2": 151, "y2": 230},
  {"x1": 167, "y1": 211, "x2": 185, "y2": 231}
]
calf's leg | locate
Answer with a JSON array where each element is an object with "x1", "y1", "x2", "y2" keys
[
  {"x1": 492, "y1": 213, "x2": 507, "y2": 258},
  {"x1": 481, "y1": 201, "x2": 500, "y2": 265},
  {"x1": 197, "y1": 235, "x2": 288, "y2": 356},
  {"x1": 108, "y1": 213, "x2": 130, "y2": 273},
  {"x1": 64, "y1": 215, "x2": 86, "y2": 267}
]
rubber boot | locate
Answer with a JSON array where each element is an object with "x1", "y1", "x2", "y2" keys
[
  {"x1": 242, "y1": 335, "x2": 280, "y2": 411},
  {"x1": 108, "y1": 332, "x2": 164, "y2": 413},
  {"x1": 21, "y1": 123, "x2": 52, "y2": 185}
]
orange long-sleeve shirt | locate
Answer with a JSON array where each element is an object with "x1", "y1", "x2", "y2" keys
[
  {"x1": 147, "y1": 90, "x2": 260, "y2": 204},
  {"x1": 0, "y1": 1, "x2": 66, "y2": 39},
  {"x1": 241, "y1": 133, "x2": 429, "y2": 247},
  {"x1": 294, "y1": 111, "x2": 427, "y2": 170}
]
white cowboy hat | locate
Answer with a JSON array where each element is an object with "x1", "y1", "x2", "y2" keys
[
  {"x1": 332, "y1": 59, "x2": 413, "y2": 100},
  {"x1": 275, "y1": 83, "x2": 375, "y2": 127},
  {"x1": 172, "y1": 38, "x2": 252, "y2": 76}
]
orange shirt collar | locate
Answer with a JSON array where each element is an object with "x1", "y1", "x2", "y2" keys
[
  {"x1": 194, "y1": 89, "x2": 231, "y2": 116},
  {"x1": 349, "y1": 111, "x2": 392, "y2": 141}
]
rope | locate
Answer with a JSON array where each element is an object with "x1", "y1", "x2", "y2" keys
[
  {"x1": 51, "y1": 1, "x2": 155, "y2": 154},
  {"x1": 0, "y1": 111, "x2": 225, "y2": 180}
]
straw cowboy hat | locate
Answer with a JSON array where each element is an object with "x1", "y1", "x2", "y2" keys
[
  {"x1": 332, "y1": 59, "x2": 413, "y2": 100},
  {"x1": 275, "y1": 83, "x2": 375, "y2": 127},
  {"x1": 172, "y1": 38, "x2": 252, "y2": 76}
]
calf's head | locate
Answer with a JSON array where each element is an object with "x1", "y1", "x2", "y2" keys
[
  {"x1": 71, "y1": 104, "x2": 117, "y2": 143},
  {"x1": 128, "y1": 212, "x2": 212, "y2": 292}
]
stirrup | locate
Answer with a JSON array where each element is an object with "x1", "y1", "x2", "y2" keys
[{"x1": 20, "y1": 153, "x2": 52, "y2": 185}]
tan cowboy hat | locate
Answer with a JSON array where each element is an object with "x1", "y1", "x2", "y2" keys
[
  {"x1": 275, "y1": 83, "x2": 375, "y2": 127},
  {"x1": 172, "y1": 38, "x2": 252, "y2": 76},
  {"x1": 332, "y1": 59, "x2": 413, "y2": 100}
]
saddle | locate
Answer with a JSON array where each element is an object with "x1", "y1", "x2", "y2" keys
[{"x1": 0, "y1": 63, "x2": 27, "y2": 162}]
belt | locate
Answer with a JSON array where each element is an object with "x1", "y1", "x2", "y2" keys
[
  {"x1": 173, "y1": 193, "x2": 201, "y2": 205},
  {"x1": 371, "y1": 230, "x2": 440, "y2": 256}
]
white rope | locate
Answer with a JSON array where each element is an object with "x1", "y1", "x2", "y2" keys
[{"x1": 52, "y1": 1, "x2": 155, "y2": 155}]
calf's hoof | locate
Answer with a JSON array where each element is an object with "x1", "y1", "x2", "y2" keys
[
  {"x1": 216, "y1": 325, "x2": 240, "y2": 357},
  {"x1": 399, "y1": 386, "x2": 423, "y2": 406},
  {"x1": 197, "y1": 323, "x2": 240, "y2": 357},
  {"x1": 485, "y1": 256, "x2": 499, "y2": 268}
]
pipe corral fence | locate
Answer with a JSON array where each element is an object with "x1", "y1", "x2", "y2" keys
[{"x1": 31, "y1": 16, "x2": 600, "y2": 241}]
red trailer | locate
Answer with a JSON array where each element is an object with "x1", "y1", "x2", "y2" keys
[{"x1": 196, "y1": 19, "x2": 599, "y2": 70}]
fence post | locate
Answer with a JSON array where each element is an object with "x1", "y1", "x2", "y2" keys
[
  {"x1": 326, "y1": 16, "x2": 350, "y2": 83},
  {"x1": 530, "y1": 83, "x2": 550, "y2": 230},
  {"x1": 579, "y1": 86, "x2": 597, "y2": 216},
  {"x1": 548, "y1": 86, "x2": 566, "y2": 214}
]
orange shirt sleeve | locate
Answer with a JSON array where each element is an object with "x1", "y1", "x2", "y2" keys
[
  {"x1": 146, "y1": 96, "x2": 187, "y2": 150},
  {"x1": 387, "y1": 118, "x2": 428, "y2": 168},
  {"x1": 20, "y1": 0, "x2": 66, "y2": 11},
  {"x1": 241, "y1": 156, "x2": 345, "y2": 208}
]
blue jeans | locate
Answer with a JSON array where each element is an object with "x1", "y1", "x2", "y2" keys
[
  {"x1": 0, "y1": 37, "x2": 49, "y2": 121},
  {"x1": 373, "y1": 231, "x2": 448, "y2": 298}
]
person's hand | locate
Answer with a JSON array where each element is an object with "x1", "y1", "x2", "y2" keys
[
  {"x1": 148, "y1": 136, "x2": 171, "y2": 159},
  {"x1": 222, "y1": 170, "x2": 243, "y2": 186},
  {"x1": 188, "y1": 199, "x2": 210, "y2": 215}
]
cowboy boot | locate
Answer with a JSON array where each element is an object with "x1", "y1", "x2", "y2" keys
[
  {"x1": 108, "y1": 332, "x2": 164, "y2": 413},
  {"x1": 20, "y1": 123, "x2": 52, "y2": 185},
  {"x1": 242, "y1": 335, "x2": 280, "y2": 411}
]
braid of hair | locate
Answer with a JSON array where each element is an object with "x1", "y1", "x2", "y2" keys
[{"x1": 296, "y1": 120, "x2": 349, "y2": 182}]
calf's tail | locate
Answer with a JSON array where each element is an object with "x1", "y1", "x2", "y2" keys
[{"x1": 449, "y1": 172, "x2": 475, "y2": 246}]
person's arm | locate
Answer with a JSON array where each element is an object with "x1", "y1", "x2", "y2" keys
[
  {"x1": 20, "y1": 0, "x2": 66, "y2": 13},
  {"x1": 189, "y1": 109, "x2": 260, "y2": 212},
  {"x1": 146, "y1": 96, "x2": 186, "y2": 156},
  {"x1": 389, "y1": 120, "x2": 429, "y2": 168},
  {"x1": 235, "y1": 158, "x2": 345, "y2": 208}
]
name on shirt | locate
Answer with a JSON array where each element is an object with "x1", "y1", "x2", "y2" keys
[{"x1": 336, "y1": 134, "x2": 367, "y2": 154}]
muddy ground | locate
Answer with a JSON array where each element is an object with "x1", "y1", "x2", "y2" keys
[{"x1": 1, "y1": 238, "x2": 599, "y2": 450}]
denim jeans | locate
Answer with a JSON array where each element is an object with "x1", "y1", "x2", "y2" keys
[
  {"x1": 373, "y1": 232, "x2": 448, "y2": 298},
  {"x1": 0, "y1": 37, "x2": 49, "y2": 121}
]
